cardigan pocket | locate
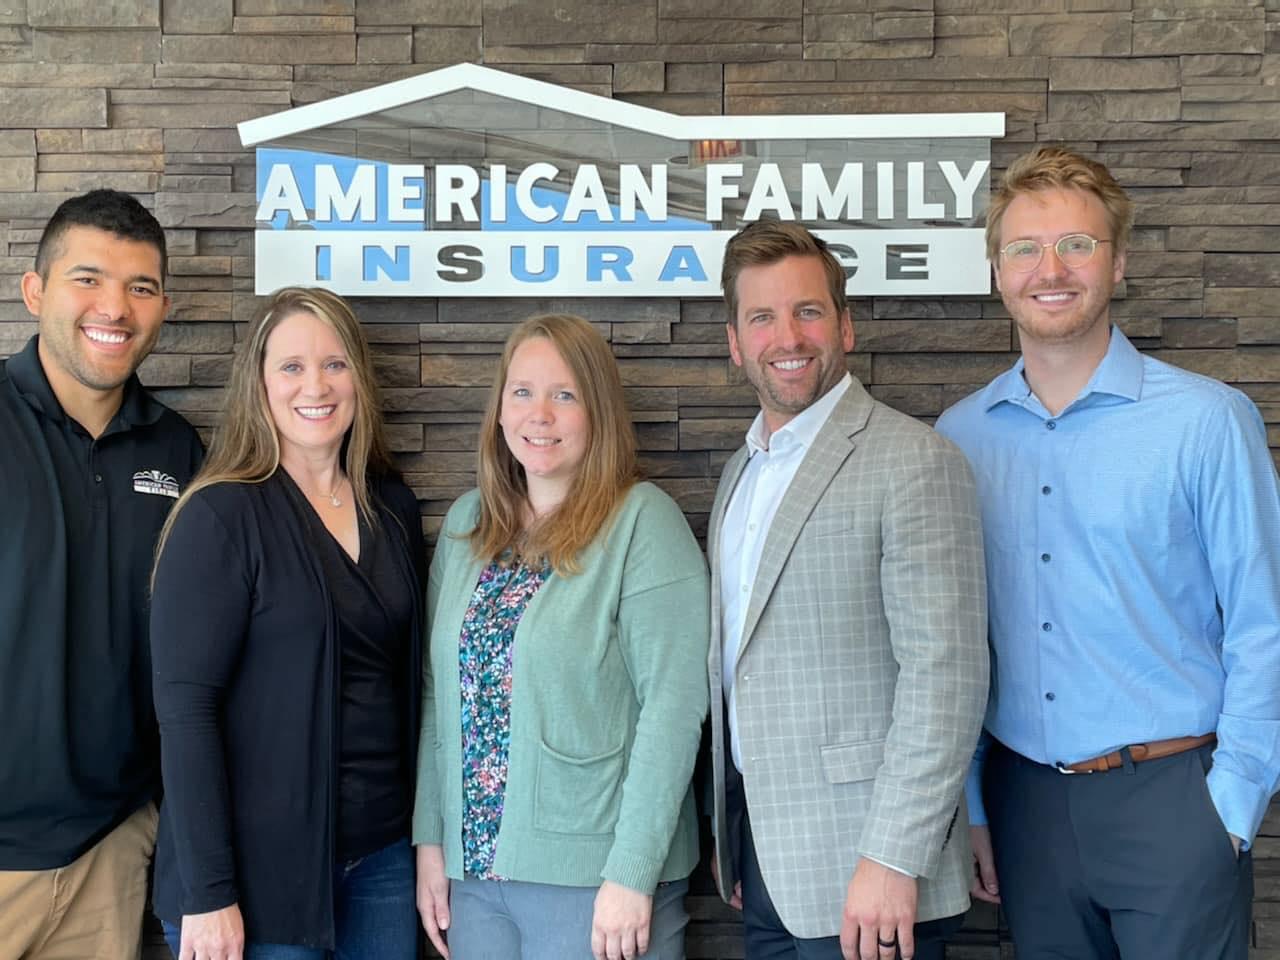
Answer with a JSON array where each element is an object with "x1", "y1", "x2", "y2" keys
[{"x1": 534, "y1": 738, "x2": 625, "y2": 836}]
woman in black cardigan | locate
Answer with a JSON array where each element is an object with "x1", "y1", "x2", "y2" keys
[{"x1": 150, "y1": 287, "x2": 424, "y2": 960}]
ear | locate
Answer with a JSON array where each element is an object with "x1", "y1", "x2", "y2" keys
[
  {"x1": 992, "y1": 259, "x2": 1004, "y2": 295},
  {"x1": 725, "y1": 320, "x2": 743, "y2": 368},
  {"x1": 840, "y1": 307, "x2": 854, "y2": 353},
  {"x1": 1112, "y1": 247, "x2": 1126, "y2": 285},
  {"x1": 20, "y1": 271, "x2": 44, "y2": 319}
]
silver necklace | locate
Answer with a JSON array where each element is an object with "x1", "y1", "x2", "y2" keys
[{"x1": 318, "y1": 476, "x2": 344, "y2": 507}]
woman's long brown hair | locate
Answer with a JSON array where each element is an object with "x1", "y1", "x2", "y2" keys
[{"x1": 469, "y1": 314, "x2": 639, "y2": 575}]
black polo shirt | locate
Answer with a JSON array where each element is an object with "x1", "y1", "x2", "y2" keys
[{"x1": 0, "y1": 335, "x2": 203, "y2": 869}]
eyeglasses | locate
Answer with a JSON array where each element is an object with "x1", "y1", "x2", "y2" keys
[{"x1": 1000, "y1": 234, "x2": 1112, "y2": 273}]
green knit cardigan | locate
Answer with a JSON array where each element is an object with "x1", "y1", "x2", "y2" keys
[{"x1": 412, "y1": 482, "x2": 711, "y2": 894}]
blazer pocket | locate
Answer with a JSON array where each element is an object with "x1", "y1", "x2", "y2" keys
[
  {"x1": 535, "y1": 739, "x2": 625, "y2": 836},
  {"x1": 819, "y1": 738, "x2": 886, "y2": 784},
  {"x1": 806, "y1": 513, "x2": 859, "y2": 541},
  {"x1": 810, "y1": 526, "x2": 859, "y2": 543}
]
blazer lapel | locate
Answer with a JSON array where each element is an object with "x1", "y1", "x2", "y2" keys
[{"x1": 734, "y1": 381, "x2": 876, "y2": 669}]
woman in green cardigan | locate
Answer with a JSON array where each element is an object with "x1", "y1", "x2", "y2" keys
[{"x1": 413, "y1": 314, "x2": 710, "y2": 960}]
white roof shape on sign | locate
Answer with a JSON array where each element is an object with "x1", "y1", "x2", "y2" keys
[{"x1": 238, "y1": 62, "x2": 1004, "y2": 147}]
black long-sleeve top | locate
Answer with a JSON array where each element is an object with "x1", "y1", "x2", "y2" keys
[{"x1": 149, "y1": 470, "x2": 424, "y2": 949}]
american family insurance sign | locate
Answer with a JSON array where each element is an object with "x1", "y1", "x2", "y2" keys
[{"x1": 238, "y1": 64, "x2": 1004, "y2": 298}]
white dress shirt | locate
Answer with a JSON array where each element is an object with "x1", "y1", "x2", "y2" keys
[{"x1": 720, "y1": 374, "x2": 852, "y2": 772}]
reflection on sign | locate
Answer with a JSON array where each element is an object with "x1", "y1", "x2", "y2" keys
[{"x1": 691, "y1": 140, "x2": 749, "y2": 165}]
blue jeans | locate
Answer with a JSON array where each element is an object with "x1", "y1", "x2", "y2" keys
[{"x1": 162, "y1": 838, "x2": 417, "y2": 959}]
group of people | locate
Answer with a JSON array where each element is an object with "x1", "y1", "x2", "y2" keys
[{"x1": 0, "y1": 144, "x2": 1275, "y2": 960}]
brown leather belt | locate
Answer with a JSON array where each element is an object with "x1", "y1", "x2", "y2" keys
[{"x1": 1056, "y1": 733, "x2": 1216, "y2": 774}]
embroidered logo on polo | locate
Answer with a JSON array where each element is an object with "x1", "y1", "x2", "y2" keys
[{"x1": 133, "y1": 469, "x2": 180, "y2": 499}]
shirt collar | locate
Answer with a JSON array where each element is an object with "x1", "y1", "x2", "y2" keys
[
  {"x1": 744, "y1": 373, "x2": 852, "y2": 457},
  {"x1": 982, "y1": 325, "x2": 1144, "y2": 414},
  {"x1": 5, "y1": 334, "x2": 164, "y2": 430},
  {"x1": 1081, "y1": 325, "x2": 1144, "y2": 402}
]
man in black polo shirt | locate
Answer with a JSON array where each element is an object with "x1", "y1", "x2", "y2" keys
[{"x1": 0, "y1": 190, "x2": 203, "y2": 959}]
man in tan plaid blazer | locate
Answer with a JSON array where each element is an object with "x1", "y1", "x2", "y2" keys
[{"x1": 707, "y1": 221, "x2": 989, "y2": 960}]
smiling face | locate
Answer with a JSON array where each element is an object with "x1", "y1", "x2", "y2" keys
[
  {"x1": 995, "y1": 187, "x2": 1125, "y2": 350},
  {"x1": 23, "y1": 224, "x2": 168, "y2": 399},
  {"x1": 499, "y1": 335, "x2": 590, "y2": 507},
  {"x1": 262, "y1": 309, "x2": 356, "y2": 464},
  {"x1": 726, "y1": 254, "x2": 854, "y2": 435}
]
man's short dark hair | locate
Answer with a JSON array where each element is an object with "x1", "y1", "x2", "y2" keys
[
  {"x1": 720, "y1": 220, "x2": 848, "y2": 326},
  {"x1": 35, "y1": 189, "x2": 167, "y2": 280}
]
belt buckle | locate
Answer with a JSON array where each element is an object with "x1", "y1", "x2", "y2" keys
[{"x1": 1054, "y1": 761, "x2": 1090, "y2": 775}]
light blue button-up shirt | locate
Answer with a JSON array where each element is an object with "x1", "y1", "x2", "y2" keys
[{"x1": 936, "y1": 327, "x2": 1280, "y2": 846}]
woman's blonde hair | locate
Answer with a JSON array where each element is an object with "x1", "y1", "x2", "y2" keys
[
  {"x1": 155, "y1": 287, "x2": 394, "y2": 565},
  {"x1": 470, "y1": 314, "x2": 639, "y2": 575}
]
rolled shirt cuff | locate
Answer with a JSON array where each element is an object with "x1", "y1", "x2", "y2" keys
[
  {"x1": 863, "y1": 854, "x2": 917, "y2": 879},
  {"x1": 1206, "y1": 763, "x2": 1268, "y2": 851}
]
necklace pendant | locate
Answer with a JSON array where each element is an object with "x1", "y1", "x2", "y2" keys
[{"x1": 329, "y1": 493, "x2": 342, "y2": 507}]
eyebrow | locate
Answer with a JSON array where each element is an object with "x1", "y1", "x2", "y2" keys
[
  {"x1": 1007, "y1": 232, "x2": 1088, "y2": 243},
  {"x1": 506, "y1": 378, "x2": 574, "y2": 389},
  {"x1": 743, "y1": 300, "x2": 826, "y2": 314}
]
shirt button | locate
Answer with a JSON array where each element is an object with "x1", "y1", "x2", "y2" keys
[
  {"x1": 1041, "y1": 553, "x2": 1051, "y2": 563},
  {"x1": 94, "y1": 474, "x2": 103, "y2": 483},
  {"x1": 1041, "y1": 485, "x2": 1052, "y2": 495},
  {"x1": 1045, "y1": 692, "x2": 1056, "y2": 701},
  {"x1": 1042, "y1": 622, "x2": 1053, "y2": 632},
  {"x1": 741, "y1": 584, "x2": 749, "y2": 593},
  {"x1": 1045, "y1": 420, "x2": 1057, "y2": 431}
]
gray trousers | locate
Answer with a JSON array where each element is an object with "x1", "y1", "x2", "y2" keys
[
  {"x1": 986, "y1": 740, "x2": 1253, "y2": 960},
  {"x1": 448, "y1": 876, "x2": 689, "y2": 960}
]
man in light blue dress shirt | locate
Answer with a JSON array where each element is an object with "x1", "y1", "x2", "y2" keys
[{"x1": 936, "y1": 145, "x2": 1280, "y2": 959}]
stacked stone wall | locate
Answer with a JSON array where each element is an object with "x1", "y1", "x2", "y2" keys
[{"x1": 2, "y1": 1, "x2": 1278, "y2": 955}]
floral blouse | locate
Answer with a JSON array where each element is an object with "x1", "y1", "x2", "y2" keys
[{"x1": 458, "y1": 555, "x2": 548, "y2": 879}]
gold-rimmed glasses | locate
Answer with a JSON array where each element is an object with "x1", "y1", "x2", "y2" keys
[{"x1": 1000, "y1": 234, "x2": 1112, "y2": 273}]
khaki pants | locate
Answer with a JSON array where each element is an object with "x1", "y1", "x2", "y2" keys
[{"x1": 0, "y1": 803, "x2": 159, "y2": 960}]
